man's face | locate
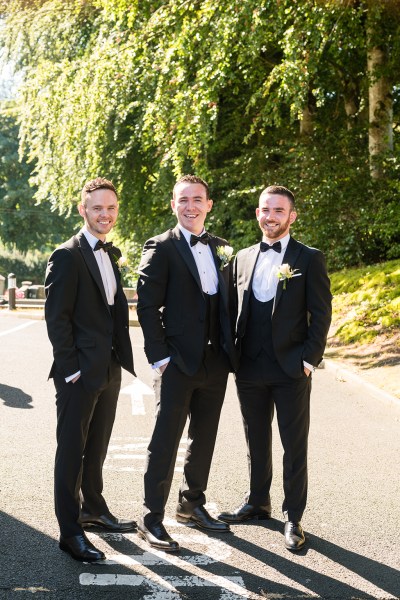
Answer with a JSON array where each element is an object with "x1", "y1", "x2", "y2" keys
[
  {"x1": 171, "y1": 182, "x2": 213, "y2": 235},
  {"x1": 78, "y1": 188, "x2": 119, "y2": 239},
  {"x1": 256, "y1": 193, "x2": 297, "y2": 241}
]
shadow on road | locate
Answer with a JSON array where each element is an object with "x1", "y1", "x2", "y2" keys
[
  {"x1": 0, "y1": 383, "x2": 33, "y2": 409},
  {"x1": 225, "y1": 518, "x2": 399, "y2": 599}
]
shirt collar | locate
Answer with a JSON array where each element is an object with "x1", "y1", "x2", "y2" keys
[{"x1": 81, "y1": 226, "x2": 107, "y2": 250}]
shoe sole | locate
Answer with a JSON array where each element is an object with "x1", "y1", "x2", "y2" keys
[
  {"x1": 80, "y1": 521, "x2": 137, "y2": 532},
  {"x1": 176, "y1": 515, "x2": 231, "y2": 533},
  {"x1": 218, "y1": 513, "x2": 271, "y2": 524},
  {"x1": 137, "y1": 529, "x2": 180, "y2": 552}
]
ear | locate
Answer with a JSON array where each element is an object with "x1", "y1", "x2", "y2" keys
[
  {"x1": 289, "y1": 210, "x2": 297, "y2": 225},
  {"x1": 255, "y1": 207, "x2": 260, "y2": 219},
  {"x1": 207, "y1": 198, "x2": 213, "y2": 212},
  {"x1": 78, "y1": 203, "x2": 85, "y2": 218}
]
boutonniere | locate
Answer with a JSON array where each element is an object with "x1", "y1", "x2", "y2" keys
[
  {"x1": 114, "y1": 255, "x2": 131, "y2": 275},
  {"x1": 216, "y1": 245, "x2": 234, "y2": 271},
  {"x1": 276, "y1": 263, "x2": 302, "y2": 289}
]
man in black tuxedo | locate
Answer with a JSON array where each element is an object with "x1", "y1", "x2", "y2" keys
[
  {"x1": 45, "y1": 177, "x2": 136, "y2": 562},
  {"x1": 136, "y1": 174, "x2": 236, "y2": 552},
  {"x1": 218, "y1": 185, "x2": 331, "y2": 551}
]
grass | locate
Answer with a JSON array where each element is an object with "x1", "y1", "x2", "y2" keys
[{"x1": 327, "y1": 258, "x2": 400, "y2": 369}]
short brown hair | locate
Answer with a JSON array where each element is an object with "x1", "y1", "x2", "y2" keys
[
  {"x1": 260, "y1": 185, "x2": 295, "y2": 210},
  {"x1": 81, "y1": 177, "x2": 118, "y2": 205},
  {"x1": 173, "y1": 174, "x2": 210, "y2": 199}
]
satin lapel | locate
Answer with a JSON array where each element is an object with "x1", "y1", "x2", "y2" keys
[
  {"x1": 171, "y1": 226, "x2": 203, "y2": 294},
  {"x1": 239, "y1": 245, "x2": 260, "y2": 315},
  {"x1": 209, "y1": 237, "x2": 228, "y2": 307},
  {"x1": 273, "y1": 237, "x2": 302, "y2": 315},
  {"x1": 77, "y1": 232, "x2": 109, "y2": 309}
]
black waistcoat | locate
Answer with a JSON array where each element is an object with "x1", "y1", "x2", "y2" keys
[{"x1": 241, "y1": 293, "x2": 276, "y2": 361}]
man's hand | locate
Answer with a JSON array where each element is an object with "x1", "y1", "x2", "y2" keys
[
  {"x1": 304, "y1": 367, "x2": 311, "y2": 377},
  {"x1": 71, "y1": 374, "x2": 81, "y2": 383}
]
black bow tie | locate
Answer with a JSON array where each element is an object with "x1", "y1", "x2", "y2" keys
[
  {"x1": 260, "y1": 241, "x2": 281, "y2": 253},
  {"x1": 94, "y1": 240, "x2": 113, "y2": 252},
  {"x1": 190, "y1": 233, "x2": 210, "y2": 247}
]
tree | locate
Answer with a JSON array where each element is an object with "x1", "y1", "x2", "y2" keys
[
  {"x1": 0, "y1": 101, "x2": 76, "y2": 253},
  {"x1": 1, "y1": 0, "x2": 400, "y2": 269}
]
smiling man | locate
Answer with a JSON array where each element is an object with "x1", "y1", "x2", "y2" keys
[
  {"x1": 136, "y1": 174, "x2": 236, "y2": 552},
  {"x1": 218, "y1": 185, "x2": 332, "y2": 551},
  {"x1": 45, "y1": 177, "x2": 136, "y2": 562}
]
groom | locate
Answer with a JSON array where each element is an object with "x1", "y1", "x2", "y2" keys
[{"x1": 218, "y1": 185, "x2": 331, "y2": 551}]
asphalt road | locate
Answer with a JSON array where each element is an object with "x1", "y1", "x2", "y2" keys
[{"x1": 0, "y1": 313, "x2": 399, "y2": 600}]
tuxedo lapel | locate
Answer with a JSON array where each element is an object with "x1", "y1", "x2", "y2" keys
[
  {"x1": 77, "y1": 232, "x2": 110, "y2": 309},
  {"x1": 171, "y1": 226, "x2": 203, "y2": 294},
  {"x1": 208, "y1": 237, "x2": 229, "y2": 308},
  {"x1": 273, "y1": 237, "x2": 302, "y2": 315},
  {"x1": 239, "y1": 244, "x2": 260, "y2": 314}
]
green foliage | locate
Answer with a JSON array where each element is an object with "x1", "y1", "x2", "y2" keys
[
  {"x1": 0, "y1": 245, "x2": 48, "y2": 285},
  {"x1": 0, "y1": 101, "x2": 79, "y2": 253},
  {"x1": 1, "y1": 0, "x2": 400, "y2": 270},
  {"x1": 330, "y1": 259, "x2": 400, "y2": 344}
]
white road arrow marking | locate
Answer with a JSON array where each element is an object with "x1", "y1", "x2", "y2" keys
[{"x1": 120, "y1": 379, "x2": 154, "y2": 415}]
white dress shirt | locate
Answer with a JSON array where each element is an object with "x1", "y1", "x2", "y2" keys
[{"x1": 252, "y1": 233, "x2": 290, "y2": 302}]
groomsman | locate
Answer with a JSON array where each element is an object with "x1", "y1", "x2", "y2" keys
[
  {"x1": 45, "y1": 177, "x2": 136, "y2": 561},
  {"x1": 219, "y1": 185, "x2": 331, "y2": 551},
  {"x1": 136, "y1": 174, "x2": 236, "y2": 552}
]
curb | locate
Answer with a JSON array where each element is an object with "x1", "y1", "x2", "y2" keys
[{"x1": 324, "y1": 359, "x2": 400, "y2": 406}]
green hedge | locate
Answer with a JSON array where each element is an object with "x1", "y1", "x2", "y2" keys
[{"x1": 0, "y1": 248, "x2": 48, "y2": 288}]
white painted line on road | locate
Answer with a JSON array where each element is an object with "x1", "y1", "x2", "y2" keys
[
  {"x1": 120, "y1": 379, "x2": 154, "y2": 415},
  {"x1": 80, "y1": 574, "x2": 247, "y2": 599},
  {"x1": 103, "y1": 532, "x2": 231, "y2": 566},
  {"x1": 0, "y1": 320, "x2": 37, "y2": 337}
]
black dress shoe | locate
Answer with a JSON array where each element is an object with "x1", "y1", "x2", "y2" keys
[
  {"x1": 137, "y1": 521, "x2": 180, "y2": 552},
  {"x1": 284, "y1": 520, "x2": 305, "y2": 551},
  {"x1": 176, "y1": 505, "x2": 230, "y2": 532},
  {"x1": 79, "y1": 512, "x2": 137, "y2": 532},
  {"x1": 59, "y1": 534, "x2": 105, "y2": 562},
  {"x1": 218, "y1": 502, "x2": 271, "y2": 523}
]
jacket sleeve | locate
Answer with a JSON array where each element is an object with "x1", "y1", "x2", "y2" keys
[
  {"x1": 44, "y1": 247, "x2": 80, "y2": 377},
  {"x1": 303, "y1": 250, "x2": 332, "y2": 366},
  {"x1": 136, "y1": 237, "x2": 170, "y2": 364}
]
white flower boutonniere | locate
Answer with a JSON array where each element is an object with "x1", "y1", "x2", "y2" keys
[
  {"x1": 216, "y1": 245, "x2": 234, "y2": 271},
  {"x1": 276, "y1": 263, "x2": 302, "y2": 289},
  {"x1": 115, "y1": 255, "x2": 131, "y2": 275}
]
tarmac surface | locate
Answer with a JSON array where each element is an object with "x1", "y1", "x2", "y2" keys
[{"x1": 0, "y1": 308, "x2": 399, "y2": 599}]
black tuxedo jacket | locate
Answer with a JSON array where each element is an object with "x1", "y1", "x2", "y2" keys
[
  {"x1": 234, "y1": 236, "x2": 332, "y2": 379},
  {"x1": 136, "y1": 226, "x2": 236, "y2": 375},
  {"x1": 45, "y1": 231, "x2": 135, "y2": 392}
]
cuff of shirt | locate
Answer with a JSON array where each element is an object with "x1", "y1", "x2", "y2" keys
[
  {"x1": 152, "y1": 357, "x2": 170, "y2": 369},
  {"x1": 303, "y1": 361, "x2": 315, "y2": 372},
  {"x1": 65, "y1": 371, "x2": 81, "y2": 383}
]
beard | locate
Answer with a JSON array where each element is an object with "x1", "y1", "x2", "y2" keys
[{"x1": 259, "y1": 215, "x2": 291, "y2": 240}]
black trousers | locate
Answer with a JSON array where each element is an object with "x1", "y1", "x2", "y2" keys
[
  {"x1": 143, "y1": 346, "x2": 229, "y2": 527},
  {"x1": 236, "y1": 354, "x2": 311, "y2": 522},
  {"x1": 53, "y1": 357, "x2": 121, "y2": 537}
]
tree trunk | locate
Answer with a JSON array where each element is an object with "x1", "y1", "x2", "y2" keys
[
  {"x1": 300, "y1": 91, "x2": 315, "y2": 136},
  {"x1": 367, "y1": 26, "x2": 393, "y2": 178}
]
